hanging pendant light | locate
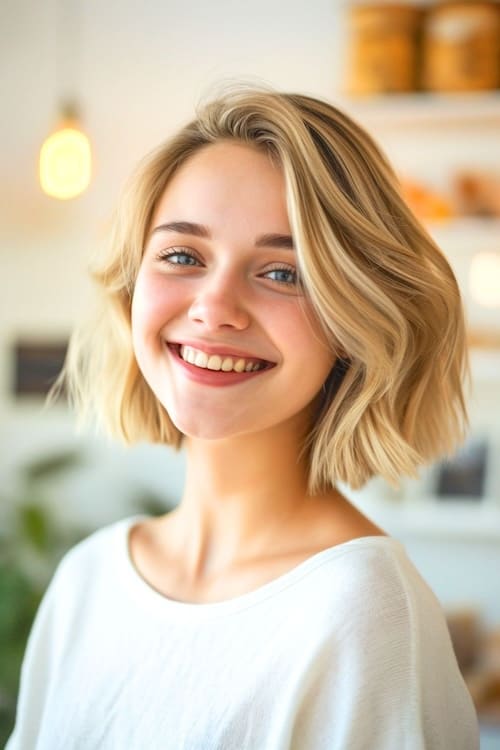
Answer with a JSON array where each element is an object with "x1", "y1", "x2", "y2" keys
[
  {"x1": 40, "y1": 0, "x2": 91, "y2": 200},
  {"x1": 39, "y1": 101, "x2": 92, "y2": 200}
]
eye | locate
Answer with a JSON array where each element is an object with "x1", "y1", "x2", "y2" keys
[
  {"x1": 262, "y1": 265, "x2": 298, "y2": 286},
  {"x1": 155, "y1": 248, "x2": 202, "y2": 266}
]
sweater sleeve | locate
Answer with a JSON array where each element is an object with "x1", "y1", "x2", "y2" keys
[
  {"x1": 5, "y1": 555, "x2": 69, "y2": 750},
  {"x1": 288, "y1": 545, "x2": 479, "y2": 750},
  {"x1": 395, "y1": 555, "x2": 480, "y2": 750}
]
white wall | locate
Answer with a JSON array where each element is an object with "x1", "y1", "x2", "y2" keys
[{"x1": 1, "y1": 1, "x2": 499, "y2": 631}]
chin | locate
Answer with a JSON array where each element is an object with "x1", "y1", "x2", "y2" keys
[{"x1": 168, "y1": 412, "x2": 243, "y2": 442}]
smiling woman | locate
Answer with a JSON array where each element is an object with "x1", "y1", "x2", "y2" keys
[{"x1": 7, "y1": 86, "x2": 479, "y2": 749}]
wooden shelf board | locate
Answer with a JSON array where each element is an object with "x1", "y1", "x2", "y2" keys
[{"x1": 338, "y1": 92, "x2": 500, "y2": 128}]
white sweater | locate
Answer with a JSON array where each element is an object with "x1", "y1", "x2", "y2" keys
[{"x1": 7, "y1": 516, "x2": 479, "y2": 750}]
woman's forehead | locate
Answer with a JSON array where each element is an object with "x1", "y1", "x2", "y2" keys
[{"x1": 151, "y1": 141, "x2": 291, "y2": 237}]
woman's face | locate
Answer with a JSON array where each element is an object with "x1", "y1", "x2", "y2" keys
[{"x1": 131, "y1": 141, "x2": 335, "y2": 441}]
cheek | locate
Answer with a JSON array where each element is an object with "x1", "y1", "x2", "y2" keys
[
  {"x1": 131, "y1": 272, "x2": 184, "y2": 339},
  {"x1": 131, "y1": 275, "x2": 168, "y2": 374},
  {"x1": 275, "y1": 304, "x2": 334, "y2": 372}
]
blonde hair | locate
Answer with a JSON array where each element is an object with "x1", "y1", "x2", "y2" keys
[{"x1": 58, "y1": 85, "x2": 469, "y2": 492}]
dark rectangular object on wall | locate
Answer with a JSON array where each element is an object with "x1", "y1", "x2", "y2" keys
[
  {"x1": 435, "y1": 438, "x2": 488, "y2": 501},
  {"x1": 14, "y1": 341, "x2": 68, "y2": 397}
]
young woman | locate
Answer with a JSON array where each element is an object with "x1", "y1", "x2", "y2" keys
[{"x1": 8, "y1": 86, "x2": 479, "y2": 749}]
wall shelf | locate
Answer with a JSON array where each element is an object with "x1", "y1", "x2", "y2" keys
[
  {"x1": 355, "y1": 498, "x2": 500, "y2": 541},
  {"x1": 427, "y1": 218, "x2": 500, "y2": 242},
  {"x1": 338, "y1": 92, "x2": 500, "y2": 129}
]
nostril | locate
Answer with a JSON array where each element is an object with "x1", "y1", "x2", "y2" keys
[{"x1": 187, "y1": 299, "x2": 250, "y2": 331}]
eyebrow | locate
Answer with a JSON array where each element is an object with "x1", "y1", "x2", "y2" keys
[{"x1": 151, "y1": 221, "x2": 295, "y2": 250}]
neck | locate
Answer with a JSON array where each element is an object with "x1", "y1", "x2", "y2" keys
[{"x1": 167, "y1": 417, "x2": 319, "y2": 581}]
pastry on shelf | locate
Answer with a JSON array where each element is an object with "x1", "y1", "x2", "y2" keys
[
  {"x1": 467, "y1": 328, "x2": 500, "y2": 351},
  {"x1": 399, "y1": 176, "x2": 455, "y2": 222},
  {"x1": 453, "y1": 170, "x2": 500, "y2": 218}
]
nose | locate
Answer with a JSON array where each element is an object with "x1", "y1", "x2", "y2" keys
[{"x1": 187, "y1": 273, "x2": 251, "y2": 331}]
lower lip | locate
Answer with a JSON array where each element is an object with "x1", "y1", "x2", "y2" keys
[{"x1": 167, "y1": 344, "x2": 272, "y2": 387}]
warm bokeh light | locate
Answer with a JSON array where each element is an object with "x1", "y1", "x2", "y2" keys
[
  {"x1": 39, "y1": 126, "x2": 91, "y2": 200},
  {"x1": 469, "y1": 251, "x2": 500, "y2": 308}
]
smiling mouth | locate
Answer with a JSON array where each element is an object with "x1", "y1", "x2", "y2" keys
[{"x1": 169, "y1": 344, "x2": 275, "y2": 373}]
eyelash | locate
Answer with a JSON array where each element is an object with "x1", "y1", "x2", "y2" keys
[
  {"x1": 156, "y1": 248, "x2": 200, "y2": 266},
  {"x1": 155, "y1": 248, "x2": 299, "y2": 287},
  {"x1": 262, "y1": 264, "x2": 298, "y2": 286}
]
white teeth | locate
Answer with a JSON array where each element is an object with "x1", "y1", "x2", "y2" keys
[
  {"x1": 233, "y1": 359, "x2": 245, "y2": 373},
  {"x1": 178, "y1": 345, "x2": 264, "y2": 374},
  {"x1": 207, "y1": 355, "x2": 222, "y2": 371},
  {"x1": 195, "y1": 351, "x2": 208, "y2": 368}
]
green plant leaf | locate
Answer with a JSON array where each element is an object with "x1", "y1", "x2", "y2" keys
[
  {"x1": 23, "y1": 450, "x2": 84, "y2": 482},
  {"x1": 17, "y1": 504, "x2": 54, "y2": 554}
]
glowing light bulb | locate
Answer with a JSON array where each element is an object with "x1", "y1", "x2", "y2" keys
[
  {"x1": 469, "y1": 252, "x2": 500, "y2": 308},
  {"x1": 39, "y1": 126, "x2": 91, "y2": 200}
]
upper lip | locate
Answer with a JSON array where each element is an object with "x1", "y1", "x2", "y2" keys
[{"x1": 167, "y1": 339, "x2": 276, "y2": 364}]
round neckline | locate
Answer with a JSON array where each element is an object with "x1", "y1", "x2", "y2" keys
[{"x1": 119, "y1": 514, "x2": 403, "y2": 621}]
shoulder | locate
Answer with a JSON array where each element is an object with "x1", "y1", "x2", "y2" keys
[
  {"x1": 341, "y1": 536, "x2": 444, "y2": 626},
  {"x1": 15, "y1": 516, "x2": 143, "y2": 677},
  {"x1": 302, "y1": 532, "x2": 446, "y2": 655},
  {"x1": 45, "y1": 515, "x2": 143, "y2": 607},
  {"x1": 306, "y1": 536, "x2": 459, "y2": 677},
  {"x1": 302, "y1": 493, "x2": 443, "y2": 625},
  {"x1": 61, "y1": 515, "x2": 134, "y2": 566},
  {"x1": 297, "y1": 537, "x2": 479, "y2": 748}
]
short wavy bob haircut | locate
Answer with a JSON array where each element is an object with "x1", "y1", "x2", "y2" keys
[{"x1": 59, "y1": 84, "x2": 469, "y2": 493}]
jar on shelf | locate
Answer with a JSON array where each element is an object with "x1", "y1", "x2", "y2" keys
[
  {"x1": 422, "y1": 1, "x2": 500, "y2": 92},
  {"x1": 346, "y1": 4, "x2": 422, "y2": 95}
]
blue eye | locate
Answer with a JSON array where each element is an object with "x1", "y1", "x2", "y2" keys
[
  {"x1": 170, "y1": 253, "x2": 198, "y2": 265},
  {"x1": 157, "y1": 249, "x2": 200, "y2": 266},
  {"x1": 265, "y1": 267, "x2": 298, "y2": 285}
]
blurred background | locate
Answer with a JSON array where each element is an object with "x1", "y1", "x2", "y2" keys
[{"x1": 1, "y1": 0, "x2": 499, "y2": 746}]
